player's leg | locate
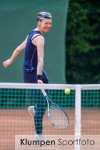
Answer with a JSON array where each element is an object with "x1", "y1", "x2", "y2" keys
[
  {"x1": 34, "y1": 70, "x2": 49, "y2": 136},
  {"x1": 24, "y1": 70, "x2": 36, "y2": 118},
  {"x1": 34, "y1": 96, "x2": 47, "y2": 135},
  {"x1": 24, "y1": 70, "x2": 41, "y2": 136},
  {"x1": 24, "y1": 70, "x2": 48, "y2": 139},
  {"x1": 28, "y1": 106, "x2": 35, "y2": 117}
]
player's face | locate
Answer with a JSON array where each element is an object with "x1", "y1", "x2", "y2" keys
[{"x1": 38, "y1": 19, "x2": 52, "y2": 33}]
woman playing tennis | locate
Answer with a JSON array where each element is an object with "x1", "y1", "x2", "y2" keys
[{"x1": 3, "y1": 11, "x2": 52, "y2": 140}]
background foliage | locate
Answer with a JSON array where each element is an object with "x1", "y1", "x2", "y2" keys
[{"x1": 66, "y1": 0, "x2": 100, "y2": 83}]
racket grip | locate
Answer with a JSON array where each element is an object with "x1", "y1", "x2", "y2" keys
[
  {"x1": 41, "y1": 89, "x2": 47, "y2": 96},
  {"x1": 48, "y1": 110, "x2": 50, "y2": 117}
]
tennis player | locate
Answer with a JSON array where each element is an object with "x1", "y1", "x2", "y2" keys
[{"x1": 3, "y1": 11, "x2": 52, "y2": 140}]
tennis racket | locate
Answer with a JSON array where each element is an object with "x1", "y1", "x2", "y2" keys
[{"x1": 41, "y1": 89, "x2": 70, "y2": 129}]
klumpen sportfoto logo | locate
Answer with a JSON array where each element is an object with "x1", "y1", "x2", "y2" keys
[{"x1": 15, "y1": 135, "x2": 99, "y2": 150}]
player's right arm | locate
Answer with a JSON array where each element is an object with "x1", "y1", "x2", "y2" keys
[{"x1": 3, "y1": 37, "x2": 27, "y2": 68}]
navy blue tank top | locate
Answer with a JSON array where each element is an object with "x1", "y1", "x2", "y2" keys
[{"x1": 23, "y1": 29, "x2": 41, "y2": 71}]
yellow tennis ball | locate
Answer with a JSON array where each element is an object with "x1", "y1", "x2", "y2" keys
[{"x1": 64, "y1": 88, "x2": 70, "y2": 95}]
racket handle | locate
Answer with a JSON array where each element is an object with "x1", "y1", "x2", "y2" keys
[
  {"x1": 41, "y1": 89, "x2": 47, "y2": 96},
  {"x1": 41, "y1": 89, "x2": 50, "y2": 117},
  {"x1": 48, "y1": 110, "x2": 50, "y2": 117}
]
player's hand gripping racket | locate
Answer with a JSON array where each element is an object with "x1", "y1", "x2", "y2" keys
[{"x1": 41, "y1": 89, "x2": 69, "y2": 129}]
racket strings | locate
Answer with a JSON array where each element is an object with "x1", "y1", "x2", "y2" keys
[{"x1": 49, "y1": 105, "x2": 69, "y2": 129}]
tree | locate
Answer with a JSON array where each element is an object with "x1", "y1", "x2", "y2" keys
[{"x1": 66, "y1": 0, "x2": 100, "y2": 83}]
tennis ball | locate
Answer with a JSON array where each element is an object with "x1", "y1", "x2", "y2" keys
[{"x1": 64, "y1": 88, "x2": 70, "y2": 95}]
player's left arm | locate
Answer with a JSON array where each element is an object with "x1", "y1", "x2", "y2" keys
[{"x1": 32, "y1": 36, "x2": 44, "y2": 83}]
